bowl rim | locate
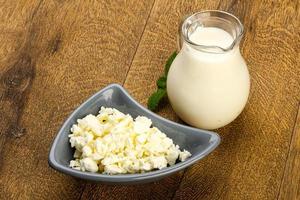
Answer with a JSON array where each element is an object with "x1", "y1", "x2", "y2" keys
[{"x1": 48, "y1": 83, "x2": 220, "y2": 182}]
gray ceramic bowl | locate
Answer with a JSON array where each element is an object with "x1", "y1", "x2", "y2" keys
[{"x1": 48, "y1": 84, "x2": 220, "y2": 184}]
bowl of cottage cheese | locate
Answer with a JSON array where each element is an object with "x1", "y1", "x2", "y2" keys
[
  {"x1": 69, "y1": 107, "x2": 191, "y2": 174},
  {"x1": 49, "y1": 84, "x2": 220, "y2": 184}
]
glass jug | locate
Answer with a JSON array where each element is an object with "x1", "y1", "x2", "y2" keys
[{"x1": 167, "y1": 10, "x2": 250, "y2": 130}]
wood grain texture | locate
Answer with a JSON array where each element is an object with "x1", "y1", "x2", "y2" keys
[
  {"x1": 0, "y1": 0, "x2": 153, "y2": 199},
  {"x1": 1, "y1": 0, "x2": 299, "y2": 199},
  {"x1": 279, "y1": 105, "x2": 300, "y2": 200},
  {"x1": 0, "y1": 1, "x2": 43, "y2": 199},
  {"x1": 0, "y1": 0, "x2": 42, "y2": 145},
  {"x1": 81, "y1": 176, "x2": 184, "y2": 200}
]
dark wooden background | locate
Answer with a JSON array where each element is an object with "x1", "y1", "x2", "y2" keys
[{"x1": 0, "y1": 0, "x2": 299, "y2": 199}]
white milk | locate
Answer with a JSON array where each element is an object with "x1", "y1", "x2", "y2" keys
[
  {"x1": 189, "y1": 27, "x2": 233, "y2": 49},
  {"x1": 167, "y1": 27, "x2": 250, "y2": 129}
]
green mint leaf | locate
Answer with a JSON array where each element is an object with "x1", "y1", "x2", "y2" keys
[
  {"x1": 156, "y1": 76, "x2": 167, "y2": 89},
  {"x1": 147, "y1": 89, "x2": 167, "y2": 111},
  {"x1": 164, "y1": 51, "x2": 177, "y2": 76}
]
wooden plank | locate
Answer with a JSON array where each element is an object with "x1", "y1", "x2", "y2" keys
[
  {"x1": 81, "y1": 177, "x2": 182, "y2": 200},
  {"x1": 0, "y1": 0, "x2": 153, "y2": 199},
  {"x1": 278, "y1": 105, "x2": 300, "y2": 200},
  {"x1": 79, "y1": 1, "x2": 225, "y2": 200},
  {"x1": 0, "y1": 0, "x2": 43, "y2": 198},
  {"x1": 173, "y1": 0, "x2": 300, "y2": 199},
  {"x1": 0, "y1": 0, "x2": 42, "y2": 127}
]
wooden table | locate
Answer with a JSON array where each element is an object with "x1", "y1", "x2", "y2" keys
[{"x1": 1, "y1": 0, "x2": 299, "y2": 199}]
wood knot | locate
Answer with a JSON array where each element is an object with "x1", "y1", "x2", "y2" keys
[
  {"x1": 1, "y1": 53, "x2": 35, "y2": 141},
  {"x1": 1, "y1": 54, "x2": 35, "y2": 92},
  {"x1": 49, "y1": 33, "x2": 62, "y2": 54},
  {"x1": 249, "y1": 23, "x2": 253, "y2": 32},
  {"x1": 8, "y1": 125, "x2": 26, "y2": 138}
]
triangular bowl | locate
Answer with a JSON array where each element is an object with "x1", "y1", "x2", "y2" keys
[{"x1": 49, "y1": 84, "x2": 220, "y2": 184}]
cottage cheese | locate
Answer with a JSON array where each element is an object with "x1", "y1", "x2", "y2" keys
[{"x1": 69, "y1": 107, "x2": 191, "y2": 174}]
